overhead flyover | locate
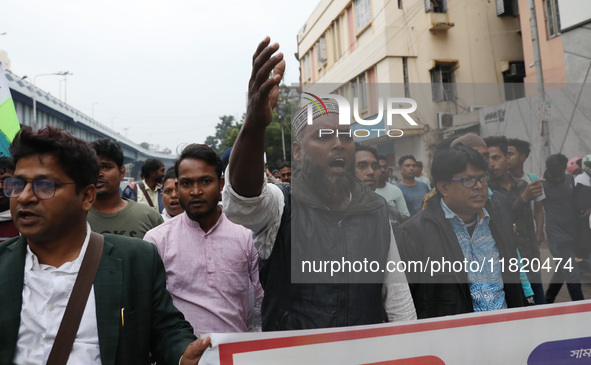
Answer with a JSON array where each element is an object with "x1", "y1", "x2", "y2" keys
[{"x1": 5, "y1": 71, "x2": 176, "y2": 178}]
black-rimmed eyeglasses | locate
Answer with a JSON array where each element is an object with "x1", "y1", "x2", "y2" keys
[
  {"x1": 3, "y1": 177, "x2": 76, "y2": 200},
  {"x1": 451, "y1": 175, "x2": 490, "y2": 188}
]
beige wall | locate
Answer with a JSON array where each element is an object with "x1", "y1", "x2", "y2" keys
[{"x1": 518, "y1": 0, "x2": 566, "y2": 87}]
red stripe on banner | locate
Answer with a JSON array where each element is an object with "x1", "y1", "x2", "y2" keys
[
  {"x1": 363, "y1": 356, "x2": 445, "y2": 365},
  {"x1": 218, "y1": 302, "x2": 591, "y2": 365}
]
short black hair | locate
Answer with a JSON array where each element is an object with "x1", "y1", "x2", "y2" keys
[
  {"x1": 91, "y1": 138, "x2": 124, "y2": 168},
  {"x1": 398, "y1": 154, "x2": 416, "y2": 167},
  {"x1": 10, "y1": 126, "x2": 99, "y2": 193},
  {"x1": 378, "y1": 155, "x2": 388, "y2": 162},
  {"x1": 0, "y1": 157, "x2": 15, "y2": 174},
  {"x1": 507, "y1": 138, "x2": 531, "y2": 158},
  {"x1": 141, "y1": 158, "x2": 163, "y2": 179},
  {"x1": 431, "y1": 144, "x2": 489, "y2": 186},
  {"x1": 544, "y1": 153, "x2": 568, "y2": 179},
  {"x1": 484, "y1": 136, "x2": 508, "y2": 156},
  {"x1": 355, "y1": 143, "x2": 378, "y2": 161},
  {"x1": 163, "y1": 166, "x2": 176, "y2": 183},
  {"x1": 416, "y1": 160, "x2": 424, "y2": 168},
  {"x1": 175, "y1": 144, "x2": 222, "y2": 180},
  {"x1": 279, "y1": 161, "x2": 291, "y2": 170}
]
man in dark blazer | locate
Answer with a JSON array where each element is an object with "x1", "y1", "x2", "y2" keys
[
  {"x1": 395, "y1": 144, "x2": 525, "y2": 319},
  {"x1": 0, "y1": 126, "x2": 210, "y2": 365}
]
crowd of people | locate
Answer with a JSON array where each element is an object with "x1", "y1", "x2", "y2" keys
[{"x1": 0, "y1": 36, "x2": 589, "y2": 363}]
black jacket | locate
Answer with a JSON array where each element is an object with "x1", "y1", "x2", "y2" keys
[
  {"x1": 394, "y1": 195, "x2": 525, "y2": 319},
  {"x1": 259, "y1": 170, "x2": 392, "y2": 330}
]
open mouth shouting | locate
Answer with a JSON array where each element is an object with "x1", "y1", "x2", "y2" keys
[{"x1": 328, "y1": 156, "x2": 348, "y2": 174}]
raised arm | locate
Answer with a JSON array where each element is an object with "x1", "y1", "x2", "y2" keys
[{"x1": 229, "y1": 37, "x2": 285, "y2": 197}]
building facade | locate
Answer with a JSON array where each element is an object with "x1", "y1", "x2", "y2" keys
[{"x1": 298, "y1": 0, "x2": 526, "y2": 174}]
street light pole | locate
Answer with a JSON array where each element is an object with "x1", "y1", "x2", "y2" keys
[
  {"x1": 58, "y1": 73, "x2": 73, "y2": 102},
  {"x1": 527, "y1": 0, "x2": 551, "y2": 169},
  {"x1": 32, "y1": 71, "x2": 71, "y2": 131}
]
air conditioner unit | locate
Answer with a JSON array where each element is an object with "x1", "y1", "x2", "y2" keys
[
  {"x1": 437, "y1": 112, "x2": 455, "y2": 129},
  {"x1": 507, "y1": 63, "x2": 526, "y2": 78}
]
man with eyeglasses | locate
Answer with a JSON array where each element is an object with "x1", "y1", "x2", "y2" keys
[
  {"x1": 0, "y1": 126, "x2": 210, "y2": 364},
  {"x1": 395, "y1": 144, "x2": 525, "y2": 319},
  {"x1": 0, "y1": 157, "x2": 18, "y2": 242},
  {"x1": 87, "y1": 139, "x2": 163, "y2": 239}
]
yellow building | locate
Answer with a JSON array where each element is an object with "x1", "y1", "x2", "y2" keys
[{"x1": 298, "y1": 0, "x2": 525, "y2": 171}]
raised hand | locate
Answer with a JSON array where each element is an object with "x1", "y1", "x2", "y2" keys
[
  {"x1": 245, "y1": 36, "x2": 286, "y2": 130},
  {"x1": 228, "y1": 37, "x2": 285, "y2": 197}
]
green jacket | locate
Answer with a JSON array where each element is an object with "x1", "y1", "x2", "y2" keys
[{"x1": 0, "y1": 234, "x2": 196, "y2": 365}]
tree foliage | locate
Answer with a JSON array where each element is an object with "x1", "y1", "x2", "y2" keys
[
  {"x1": 204, "y1": 115, "x2": 239, "y2": 155},
  {"x1": 203, "y1": 84, "x2": 294, "y2": 169}
]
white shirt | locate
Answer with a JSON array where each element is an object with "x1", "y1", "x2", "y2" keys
[
  {"x1": 161, "y1": 209, "x2": 174, "y2": 222},
  {"x1": 136, "y1": 179, "x2": 161, "y2": 212},
  {"x1": 575, "y1": 172, "x2": 591, "y2": 187},
  {"x1": 14, "y1": 223, "x2": 101, "y2": 365}
]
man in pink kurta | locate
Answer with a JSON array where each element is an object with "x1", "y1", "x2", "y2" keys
[{"x1": 144, "y1": 144, "x2": 263, "y2": 336}]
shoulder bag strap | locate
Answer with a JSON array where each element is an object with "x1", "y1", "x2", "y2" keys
[
  {"x1": 46, "y1": 232, "x2": 105, "y2": 365},
  {"x1": 138, "y1": 181, "x2": 155, "y2": 207}
]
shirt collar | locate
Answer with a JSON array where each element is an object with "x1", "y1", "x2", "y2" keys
[
  {"x1": 142, "y1": 179, "x2": 161, "y2": 192},
  {"x1": 181, "y1": 206, "x2": 225, "y2": 234},
  {"x1": 440, "y1": 199, "x2": 489, "y2": 224},
  {"x1": 25, "y1": 222, "x2": 92, "y2": 272},
  {"x1": 162, "y1": 209, "x2": 172, "y2": 220}
]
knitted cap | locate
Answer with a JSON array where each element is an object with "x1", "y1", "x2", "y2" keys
[{"x1": 292, "y1": 99, "x2": 340, "y2": 142}]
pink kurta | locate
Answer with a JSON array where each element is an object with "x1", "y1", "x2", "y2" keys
[{"x1": 144, "y1": 212, "x2": 263, "y2": 335}]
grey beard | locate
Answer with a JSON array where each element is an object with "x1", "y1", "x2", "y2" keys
[{"x1": 300, "y1": 155, "x2": 355, "y2": 208}]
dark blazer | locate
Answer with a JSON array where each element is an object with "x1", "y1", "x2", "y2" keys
[
  {"x1": 394, "y1": 195, "x2": 525, "y2": 319},
  {"x1": 0, "y1": 234, "x2": 196, "y2": 365}
]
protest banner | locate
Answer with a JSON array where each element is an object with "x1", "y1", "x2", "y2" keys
[{"x1": 200, "y1": 300, "x2": 591, "y2": 364}]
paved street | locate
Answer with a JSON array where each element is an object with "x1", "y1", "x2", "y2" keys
[{"x1": 539, "y1": 242, "x2": 591, "y2": 303}]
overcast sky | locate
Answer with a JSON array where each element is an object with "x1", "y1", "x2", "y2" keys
[{"x1": 1, "y1": 0, "x2": 319, "y2": 153}]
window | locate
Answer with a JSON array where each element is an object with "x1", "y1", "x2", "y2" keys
[
  {"x1": 351, "y1": 73, "x2": 368, "y2": 112},
  {"x1": 430, "y1": 61, "x2": 458, "y2": 102},
  {"x1": 301, "y1": 52, "x2": 312, "y2": 82},
  {"x1": 496, "y1": 0, "x2": 518, "y2": 17},
  {"x1": 425, "y1": 0, "x2": 447, "y2": 13},
  {"x1": 398, "y1": 0, "x2": 403, "y2": 9},
  {"x1": 354, "y1": 0, "x2": 372, "y2": 31},
  {"x1": 503, "y1": 61, "x2": 525, "y2": 101},
  {"x1": 331, "y1": 17, "x2": 342, "y2": 61},
  {"x1": 544, "y1": 0, "x2": 561, "y2": 39},
  {"x1": 403, "y1": 57, "x2": 410, "y2": 98},
  {"x1": 316, "y1": 34, "x2": 327, "y2": 66}
]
